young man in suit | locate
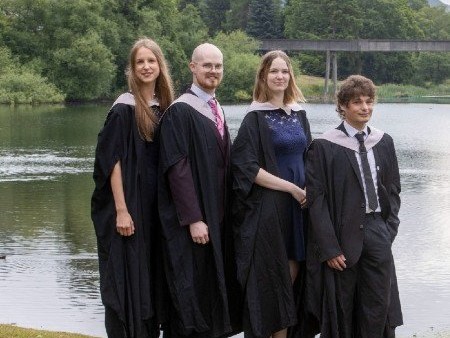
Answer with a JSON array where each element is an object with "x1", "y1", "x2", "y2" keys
[{"x1": 306, "y1": 75, "x2": 402, "y2": 337}]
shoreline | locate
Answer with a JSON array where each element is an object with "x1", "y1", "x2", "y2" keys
[
  {"x1": 1, "y1": 324, "x2": 450, "y2": 338},
  {"x1": 1, "y1": 96, "x2": 450, "y2": 107}
]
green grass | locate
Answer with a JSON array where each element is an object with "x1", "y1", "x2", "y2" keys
[
  {"x1": 0, "y1": 324, "x2": 99, "y2": 338},
  {"x1": 1, "y1": 324, "x2": 450, "y2": 338}
]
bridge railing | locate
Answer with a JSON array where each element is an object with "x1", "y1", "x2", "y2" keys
[{"x1": 260, "y1": 39, "x2": 450, "y2": 52}]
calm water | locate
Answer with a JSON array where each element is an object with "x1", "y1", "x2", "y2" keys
[{"x1": 0, "y1": 103, "x2": 449, "y2": 337}]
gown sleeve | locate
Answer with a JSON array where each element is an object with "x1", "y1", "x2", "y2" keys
[
  {"x1": 159, "y1": 103, "x2": 190, "y2": 174},
  {"x1": 306, "y1": 140, "x2": 343, "y2": 262},
  {"x1": 231, "y1": 112, "x2": 262, "y2": 199},
  {"x1": 92, "y1": 107, "x2": 127, "y2": 192}
]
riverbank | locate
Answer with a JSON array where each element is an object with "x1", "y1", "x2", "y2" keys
[
  {"x1": 0, "y1": 324, "x2": 97, "y2": 338},
  {"x1": 1, "y1": 324, "x2": 450, "y2": 338},
  {"x1": 1, "y1": 75, "x2": 449, "y2": 105},
  {"x1": 299, "y1": 75, "x2": 450, "y2": 104}
]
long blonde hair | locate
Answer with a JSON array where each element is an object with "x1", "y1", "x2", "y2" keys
[
  {"x1": 126, "y1": 38, "x2": 174, "y2": 141},
  {"x1": 253, "y1": 50, "x2": 305, "y2": 104}
]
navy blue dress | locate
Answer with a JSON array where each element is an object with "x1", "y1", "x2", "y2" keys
[{"x1": 265, "y1": 109, "x2": 308, "y2": 261}]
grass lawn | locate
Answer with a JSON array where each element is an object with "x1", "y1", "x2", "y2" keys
[
  {"x1": 297, "y1": 75, "x2": 450, "y2": 103},
  {"x1": 0, "y1": 324, "x2": 99, "y2": 338},
  {"x1": 1, "y1": 324, "x2": 450, "y2": 338}
]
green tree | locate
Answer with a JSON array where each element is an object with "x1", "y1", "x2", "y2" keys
[
  {"x1": 1, "y1": 0, "x2": 122, "y2": 99},
  {"x1": 178, "y1": 0, "x2": 202, "y2": 8},
  {"x1": 412, "y1": 6, "x2": 450, "y2": 84},
  {"x1": 177, "y1": 5, "x2": 209, "y2": 57},
  {"x1": 284, "y1": 0, "x2": 431, "y2": 84},
  {"x1": 0, "y1": 47, "x2": 14, "y2": 75},
  {"x1": 408, "y1": 0, "x2": 428, "y2": 10},
  {"x1": 413, "y1": 53, "x2": 450, "y2": 84},
  {"x1": 0, "y1": 46, "x2": 64, "y2": 104},
  {"x1": 246, "y1": 0, "x2": 283, "y2": 38},
  {"x1": 172, "y1": 5, "x2": 209, "y2": 90},
  {"x1": 224, "y1": 0, "x2": 250, "y2": 31},
  {"x1": 284, "y1": 0, "x2": 363, "y2": 77},
  {"x1": 360, "y1": 0, "x2": 423, "y2": 39},
  {"x1": 284, "y1": 0, "x2": 363, "y2": 39},
  {"x1": 358, "y1": 0, "x2": 423, "y2": 83},
  {"x1": 211, "y1": 31, "x2": 260, "y2": 102},
  {"x1": 50, "y1": 32, "x2": 116, "y2": 100},
  {"x1": 416, "y1": 5, "x2": 450, "y2": 39},
  {"x1": 204, "y1": 0, "x2": 230, "y2": 35}
]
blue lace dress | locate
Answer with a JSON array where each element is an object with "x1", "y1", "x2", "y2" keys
[{"x1": 265, "y1": 108, "x2": 308, "y2": 261}]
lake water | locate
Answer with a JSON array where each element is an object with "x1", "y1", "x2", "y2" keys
[{"x1": 0, "y1": 103, "x2": 449, "y2": 337}]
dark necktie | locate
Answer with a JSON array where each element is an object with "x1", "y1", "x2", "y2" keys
[
  {"x1": 207, "y1": 98, "x2": 224, "y2": 137},
  {"x1": 355, "y1": 132, "x2": 379, "y2": 212}
]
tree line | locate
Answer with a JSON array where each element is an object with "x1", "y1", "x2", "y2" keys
[{"x1": 0, "y1": 0, "x2": 449, "y2": 104}]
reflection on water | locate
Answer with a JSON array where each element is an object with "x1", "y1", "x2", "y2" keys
[
  {"x1": 1, "y1": 103, "x2": 450, "y2": 337},
  {"x1": 0, "y1": 149, "x2": 92, "y2": 181}
]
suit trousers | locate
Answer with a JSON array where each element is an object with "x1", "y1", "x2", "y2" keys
[{"x1": 335, "y1": 213, "x2": 393, "y2": 338}]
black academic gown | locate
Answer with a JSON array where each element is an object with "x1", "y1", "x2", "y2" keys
[
  {"x1": 158, "y1": 93, "x2": 236, "y2": 337},
  {"x1": 305, "y1": 123, "x2": 403, "y2": 337},
  {"x1": 91, "y1": 96, "x2": 164, "y2": 337},
  {"x1": 231, "y1": 108, "x2": 312, "y2": 338}
]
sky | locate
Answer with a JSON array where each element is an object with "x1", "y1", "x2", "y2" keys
[{"x1": 438, "y1": 0, "x2": 450, "y2": 4}]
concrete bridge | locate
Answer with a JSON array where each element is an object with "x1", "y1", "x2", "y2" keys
[{"x1": 260, "y1": 39, "x2": 450, "y2": 96}]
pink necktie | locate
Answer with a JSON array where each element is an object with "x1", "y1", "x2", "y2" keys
[{"x1": 208, "y1": 98, "x2": 224, "y2": 138}]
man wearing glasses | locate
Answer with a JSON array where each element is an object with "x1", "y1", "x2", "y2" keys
[{"x1": 158, "y1": 43, "x2": 239, "y2": 338}]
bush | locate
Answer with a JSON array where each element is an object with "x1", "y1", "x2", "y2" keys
[
  {"x1": 0, "y1": 46, "x2": 65, "y2": 104},
  {"x1": 50, "y1": 32, "x2": 116, "y2": 101},
  {"x1": 212, "y1": 31, "x2": 261, "y2": 103},
  {"x1": 0, "y1": 71, "x2": 65, "y2": 105}
]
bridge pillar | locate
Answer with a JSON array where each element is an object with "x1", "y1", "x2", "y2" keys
[
  {"x1": 324, "y1": 51, "x2": 330, "y2": 97},
  {"x1": 324, "y1": 51, "x2": 338, "y2": 99},
  {"x1": 332, "y1": 51, "x2": 338, "y2": 96}
]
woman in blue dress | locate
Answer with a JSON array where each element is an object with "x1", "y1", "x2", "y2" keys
[{"x1": 231, "y1": 50, "x2": 312, "y2": 338}]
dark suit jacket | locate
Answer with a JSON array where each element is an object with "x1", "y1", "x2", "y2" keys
[
  {"x1": 306, "y1": 122, "x2": 401, "y2": 267},
  {"x1": 304, "y1": 122, "x2": 403, "y2": 336}
]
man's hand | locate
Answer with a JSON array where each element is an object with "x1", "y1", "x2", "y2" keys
[
  {"x1": 189, "y1": 221, "x2": 209, "y2": 244},
  {"x1": 327, "y1": 254, "x2": 347, "y2": 271}
]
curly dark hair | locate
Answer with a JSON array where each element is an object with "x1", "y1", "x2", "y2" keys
[{"x1": 336, "y1": 75, "x2": 376, "y2": 120}]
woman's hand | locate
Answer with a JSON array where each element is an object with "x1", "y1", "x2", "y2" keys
[
  {"x1": 290, "y1": 185, "x2": 307, "y2": 208},
  {"x1": 255, "y1": 168, "x2": 307, "y2": 208},
  {"x1": 116, "y1": 209, "x2": 135, "y2": 236},
  {"x1": 110, "y1": 161, "x2": 134, "y2": 236}
]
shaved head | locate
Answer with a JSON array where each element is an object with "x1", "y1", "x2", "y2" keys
[
  {"x1": 189, "y1": 43, "x2": 224, "y2": 94},
  {"x1": 191, "y1": 43, "x2": 223, "y2": 63}
]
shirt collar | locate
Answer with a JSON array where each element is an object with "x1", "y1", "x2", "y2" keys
[
  {"x1": 343, "y1": 121, "x2": 369, "y2": 138},
  {"x1": 190, "y1": 83, "x2": 215, "y2": 102}
]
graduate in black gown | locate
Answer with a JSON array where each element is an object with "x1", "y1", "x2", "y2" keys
[
  {"x1": 305, "y1": 75, "x2": 402, "y2": 337},
  {"x1": 231, "y1": 50, "x2": 312, "y2": 338},
  {"x1": 91, "y1": 38, "x2": 174, "y2": 338},
  {"x1": 158, "y1": 43, "x2": 239, "y2": 338}
]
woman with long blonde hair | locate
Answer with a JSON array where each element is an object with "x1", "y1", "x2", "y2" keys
[{"x1": 92, "y1": 37, "x2": 173, "y2": 337}]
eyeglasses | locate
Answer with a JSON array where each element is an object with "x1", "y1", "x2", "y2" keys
[{"x1": 195, "y1": 62, "x2": 223, "y2": 72}]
